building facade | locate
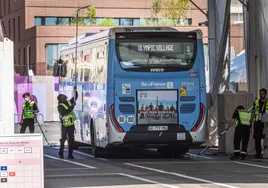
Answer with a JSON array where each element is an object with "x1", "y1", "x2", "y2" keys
[{"x1": 0, "y1": 0, "x2": 242, "y2": 76}]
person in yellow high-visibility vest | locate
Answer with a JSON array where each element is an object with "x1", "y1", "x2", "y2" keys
[
  {"x1": 20, "y1": 92, "x2": 39, "y2": 133},
  {"x1": 250, "y1": 88, "x2": 268, "y2": 159},
  {"x1": 57, "y1": 86, "x2": 78, "y2": 159},
  {"x1": 227, "y1": 105, "x2": 251, "y2": 160}
]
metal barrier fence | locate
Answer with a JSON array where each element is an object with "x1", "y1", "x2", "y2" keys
[{"x1": 14, "y1": 113, "x2": 45, "y2": 128}]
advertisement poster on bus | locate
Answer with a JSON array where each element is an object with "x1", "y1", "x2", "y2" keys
[{"x1": 137, "y1": 90, "x2": 178, "y2": 125}]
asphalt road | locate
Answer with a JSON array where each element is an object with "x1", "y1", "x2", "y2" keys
[{"x1": 14, "y1": 123, "x2": 268, "y2": 188}]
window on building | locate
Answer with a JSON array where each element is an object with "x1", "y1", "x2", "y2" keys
[
  {"x1": 114, "y1": 18, "x2": 120, "y2": 26},
  {"x1": 34, "y1": 17, "x2": 42, "y2": 26},
  {"x1": 8, "y1": 0, "x2": 10, "y2": 13},
  {"x1": 120, "y1": 18, "x2": 133, "y2": 26},
  {"x1": 23, "y1": 48, "x2": 26, "y2": 75},
  {"x1": 184, "y1": 18, "x2": 192, "y2": 26},
  {"x1": 46, "y1": 44, "x2": 68, "y2": 75},
  {"x1": 58, "y1": 18, "x2": 70, "y2": 25},
  {"x1": 96, "y1": 18, "x2": 104, "y2": 25},
  {"x1": 18, "y1": 16, "x2": 20, "y2": 41},
  {"x1": 133, "y1": 19, "x2": 140, "y2": 26},
  {"x1": 45, "y1": 17, "x2": 57, "y2": 26},
  {"x1": 13, "y1": 18, "x2": 15, "y2": 41},
  {"x1": 28, "y1": 46, "x2": 31, "y2": 72},
  {"x1": 8, "y1": 19, "x2": 11, "y2": 38}
]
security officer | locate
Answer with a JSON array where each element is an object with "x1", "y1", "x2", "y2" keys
[
  {"x1": 20, "y1": 92, "x2": 39, "y2": 133},
  {"x1": 57, "y1": 86, "x2": 78, "y2": 159},
  {"x1": 251, "y1": 88, "x2": 268, "y2": 159},
  {"x1": 228, "y1": 105, "x2": 251, "y2": 160}
]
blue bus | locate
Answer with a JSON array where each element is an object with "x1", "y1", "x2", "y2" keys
[{"x1": 60, "y1": 27, "x2": 207, "y2": 157}]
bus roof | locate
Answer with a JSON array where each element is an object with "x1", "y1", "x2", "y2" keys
[{"x1": 61, "y1": 27, "x2": 203, "y2": 52}]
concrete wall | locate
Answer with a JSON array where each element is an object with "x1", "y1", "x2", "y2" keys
[{"x1": 245, "y1": 0, "x2": 268, "y2": 97}]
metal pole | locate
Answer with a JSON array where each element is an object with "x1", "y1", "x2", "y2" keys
[
  {"x1": 75, "y1": 10, "x2": 79, "y2": 87},
  {"x1": 74, "y1": 5, "x2": 90, "y2": 87}
]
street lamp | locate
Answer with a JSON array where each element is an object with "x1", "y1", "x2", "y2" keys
[{"x1": 75, "y1": 5, "x2": 91, "y2": 86}]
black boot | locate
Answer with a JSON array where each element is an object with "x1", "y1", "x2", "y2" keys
[
  {"x1": 230, "y1": 152, "x2": 240, "y2": 160},
  {"x1": 58, "y1": 150, "x2": 64, "y2": 159},
  {"x1": 240, "y1": 153, "x2": 246, "y2": 160},
  {"x1": 68, "y1": 153, "x2": 74, "y2": 159}
]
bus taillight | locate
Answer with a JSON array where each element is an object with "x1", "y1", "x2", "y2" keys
[
  {"x1": 110, "y1": 104, "x2": 124, "y2": 132},
  {"x1": 191, "y1": 103, "x2": 205, "y2": 131}
]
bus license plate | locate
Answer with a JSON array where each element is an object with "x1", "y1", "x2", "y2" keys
[
  {"x1": 177, "y1": 133, "x2": 186, "y2": 140},
  {"x1": 148, "y1": 126, "x2": 168, "y2": 131}
]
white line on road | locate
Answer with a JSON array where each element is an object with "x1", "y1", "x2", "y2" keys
[
  {"x1": 45, "y1": 173, "x2": 119, "y2": 178},
  {"x1": 72, "y1": 149, "x2": 109, "y2": 161},
  {"x1": 46, "y1": 172, "x2": 181, "y2": 187},
  {"x1": 119, "y1": 173, "x2": 182, "y2": 188},
  {"x1": 132, "y1": 161, "x2": 231, "y2": 165},
  {"x1": 186, "y1": 153, "x2": 214, "y2": 160},
  {"x1": 44, "y1": 154, "x2": 97, "y2": 169},
  {"x1": 234, "y1": 161, "x2": 268, "y2": 169},
  {"x1": 124, "y1": 163, "x2": 240, "y2": 188},
  {"x1": 45, "y1": 168, "x2": 88, "y2": 171},
  {"x1": 53, "y1": 146, "x2": 108, "y2": 161}
]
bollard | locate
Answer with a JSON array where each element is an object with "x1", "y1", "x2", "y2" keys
[{"x1": 261, "y1": 113, "x2": 268, "y2": 158}]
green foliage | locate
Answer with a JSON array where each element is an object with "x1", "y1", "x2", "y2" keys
[
  {"x1": 97, "y1": 18, "x2": 115, "y2": 26},
  {"x1": 86, "y1": 5, "x2": 96, "y2": 19},
  {"x1": 152, "y1": 0, "x2": 162, "y2": 17},
  {"x1": 161, "y1": 0, "x2": 189, "y2": 25},
  {"x1": 71, "y1": 5, "x2": 96, "y2": 26}
]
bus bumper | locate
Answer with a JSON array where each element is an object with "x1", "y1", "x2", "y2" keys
[{"x1": 121, "y1": 131, "x2": 193, "y2": 148}]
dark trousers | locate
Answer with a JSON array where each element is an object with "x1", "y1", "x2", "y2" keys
[
  {"x1": 59, "y1": 125, "x2": 75, "y2": 155},
  {"x1": 20, "y1": 119, "x2": 35, "y2": 133},
  {"x1": 254, "y1": 121, "x2": 265, "y2": 156},
  {"x1": 234, "y1": 126, "x2": 250, "y2": 154}
]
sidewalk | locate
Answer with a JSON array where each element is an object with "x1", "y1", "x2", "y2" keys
[{"x1": 14, "y1": 121, "x2": 61, "y2": 146}]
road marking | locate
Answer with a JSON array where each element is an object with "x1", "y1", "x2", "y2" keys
[
  {"x1": 52, "y1": 146, "x2": 108, "y2": 161},
  {"x1": 119, "y1": 173, "x2": 181, "y2": 188},
  {"x1": 45, "y1": 168, "x2": 88, "y2": 171},
  {"x1": 234, "y1": 161, "x2": 268, "y2": 169},
  {"x1": 45, "y1": 173, "x2": 119, "y2": 178},
  {"x1": 44, "y1": 155, "x2": 97, "y2": 169},
  {"x1": 124, "y1": 163, "x2": 239, "y2": 188},
  {"x1": 72, "y1": 149, "x2": 108, "y2": 161},
  {"x1": 46, "y1": 172, "x2": 181, "y2": 187},
  {"x1": 185, "y1": 153, "x2": 214, "y2": 160},
  {"x1": 132, "y1": 161, "x2": 231, "y2": 165}
]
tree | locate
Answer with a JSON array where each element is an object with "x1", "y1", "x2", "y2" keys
[
  {"x1": 97, "y1": 18, "x2": 115, "y2": 26},
  {"x1": 86, "y1": 5, "x2": 96, "y2": 24},
  {"x1": 152, "y1": 0, "x2": 162, "y2": 18},
  {"x1": 71, "y1": 5, "x2": 96, "y2": 26},
  {"x1": 162, "y1": 0, "x2": 189, "y2": 25}
]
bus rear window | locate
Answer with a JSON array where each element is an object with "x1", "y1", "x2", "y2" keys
[{"x1": 116, "y1": 40, "x2": 196, "y2": 72}]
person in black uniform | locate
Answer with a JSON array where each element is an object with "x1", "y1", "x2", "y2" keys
[
  {"x1": 251, "y1": 88, "x2": 268, "y2": 159},
  {"x1": 20, "y1": 92, "x2": 39, "y2": 133},
  {"x1": 57, "y1": 86, "x2": 78, "y2": 159},
  {"x1": 228, "y1": 105, "x2": 251, "y2": 160}
]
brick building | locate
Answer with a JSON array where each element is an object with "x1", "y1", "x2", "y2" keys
[{"x1": 0, "y1": 0, "x2": 242, "y2": 76}]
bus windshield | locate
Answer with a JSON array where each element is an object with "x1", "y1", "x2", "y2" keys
[{"x1": 116, "y1": 35, "x2": 196, "y2": 72}]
